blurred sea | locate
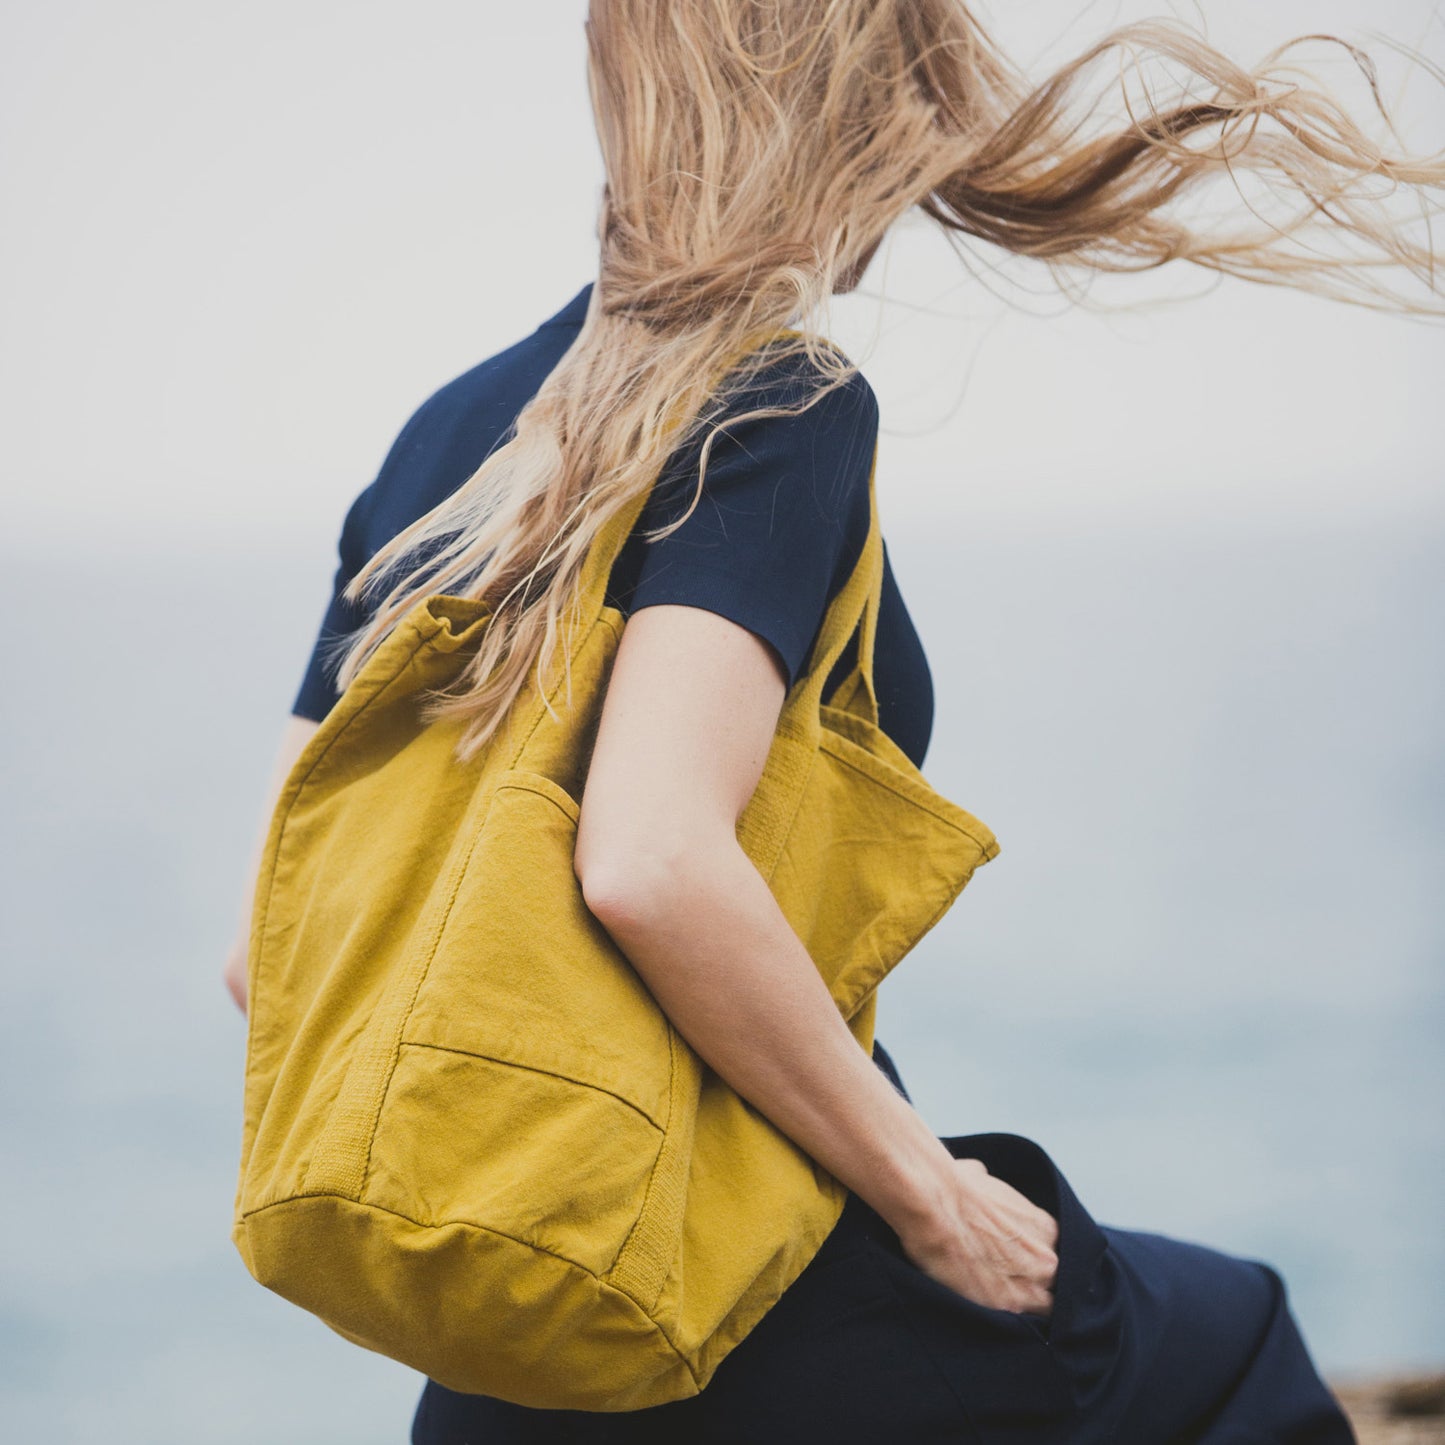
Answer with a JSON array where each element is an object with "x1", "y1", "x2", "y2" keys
[{"x1": 1, "y1": 509, "x2": 1441, "y2": 1442}]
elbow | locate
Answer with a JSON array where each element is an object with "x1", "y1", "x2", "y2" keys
[
  {"x1": 575, "y1": 847, "x2": 683, "y2": 934},
  {"x1": 574, "y1": 823, "x2": 720, "y2": 934}
]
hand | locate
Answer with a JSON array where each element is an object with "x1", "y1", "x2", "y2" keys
[
  {"x1": 897, "y1": 1157, "x2": 1059, "y2": 1318},
  {"x1": 223, "y1": 941, "x2": 248, "y2": 1017}
]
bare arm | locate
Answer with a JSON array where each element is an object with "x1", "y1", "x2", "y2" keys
[
  {"x1": 574, "y1": 605, "x2": 1059, "y2": 1316},
  {"x1": 223, "y1": 714, "x2": 321, "y2": 1015}
]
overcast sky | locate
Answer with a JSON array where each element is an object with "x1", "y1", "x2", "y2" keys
[{"x1": 2, "y1": 0, "x2": 1441, "y2": 556}]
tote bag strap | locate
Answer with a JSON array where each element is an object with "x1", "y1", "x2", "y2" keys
[
  {"x1": 781, "y1": 442, "x2": 883, "y2": 738},
  {"x1": 567, "y1": 328, "x2": 882, "y2": 698},
  {"x1": 568, "y1": 406, "x2": 885, "y2": 746},
  {"x1": 565, "y1": 324, "x2": 816, "y2": 633},
  {"x1": 811, "y1": 449, "x2": 883, "y2": 730}
]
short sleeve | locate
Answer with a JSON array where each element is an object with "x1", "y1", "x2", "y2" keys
[
  {"x1": 289, "y1": 388, "x2": 446, "y2": 722},
  {"x1": 621, "y1": 355, "x2": 879, "y2": 689},
  {"x1": 289, "y1": 481, "x2": 377, "y2": 722}
]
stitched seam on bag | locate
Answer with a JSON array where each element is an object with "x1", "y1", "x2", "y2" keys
[
  {"x1": 249, "y1": 619, "x2": 441, "y2": 1032},
  {"x1": 605, "y1": 1023, "x2": 690, "y2": 1319},
  {"x1": 344, "y1": 793, "x2": 500, "y2": 1198},
  {"x1": 505, "y1": 611, "x2": 618, "y2": 771},
  {"x1": 759, "y1": 744, "x2": 818, "y2": 884},
  {"x1": 311, "y1": 592, "x2": 588, "y2": 1164},
  {"x1": 396, "y1": 1040, "x2": 666, "y2": 1132},
  {"x1": 835, "y1": 839, "x2": 989, "y2": 1022},
  {"x1": 240, "y1": 1190, "x2": 587, "y2": 1264},
  {"x1": 242, "y1": 617, "x2": 442, "y2": 1186},
  {"x1": 599, "y1": 1128, "x2": 668, "y2": 1306},
  {"x1": 493, "y1": 771, "x2": 582, "y2": 824},
  {"x1": 239, "y1": 1193, "x2": 700, "y2": 1383},
  {"x1": 393, "y1": 774, "x2": 671, "y2": 1134},
  {"x1": 817, "y1": 738, "x2": 999, "y2": 854},
  {"x1": 836, "y1": 869, "x2": 978, "y2": 1023},
  {"x1": 303, "y1": 758, "x2": 509, "y2": 1200},
  {"x1": 341, "y1": 640, "x2": 608, "y2": 1199},
  {"x1": 820, "y1": 734, "x2": 990, "y2": 839},
  {"x1": 304, "y1": 614, "x2": 645, "y2": 1250}
]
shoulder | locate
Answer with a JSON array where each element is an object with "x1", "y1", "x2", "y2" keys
[
  {"x1": 714, "y1": 340, "x2": 879, "y2": 447},
  {"x1": 655, "y1": 341, "x2": 879, "y2": 523},
  {"x1": 383, "y1": 322, "x2": 574, "y2": 470},
  {"x1": 345, "y1": 321, "x2": 583, "y2": 542},
  {"x1": 621, "y1": 344, "x2": 878, "y2": 689}
]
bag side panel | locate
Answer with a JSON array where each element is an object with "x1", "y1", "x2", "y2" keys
[
  {"x1": 778, "y1": 733, "x2": 999, "y2": 1020},
  {"x1": 653, "y1": 743, "x2": 999, "y2": 1382}
]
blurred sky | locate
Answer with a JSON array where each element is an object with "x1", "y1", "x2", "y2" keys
[
  {"x1": 1, "y1": 3, "x2": 1443, "y2": 1439},
  {"x1": 1, "y1": 0, "x2": 1442, "y2": 553}
]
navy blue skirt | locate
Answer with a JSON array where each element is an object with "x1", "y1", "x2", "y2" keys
[{"x1": 412, "y1": 1044, "x2": 1356, "y2": 1444}]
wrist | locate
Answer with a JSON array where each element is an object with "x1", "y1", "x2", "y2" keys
[{"x1": 861, "y1": 1098, "x2": 962, "y2": 1244}]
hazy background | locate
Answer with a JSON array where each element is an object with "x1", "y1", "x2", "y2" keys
[{"x1": 1, "y1": 1, "x2": 1442, "y2": 1440}]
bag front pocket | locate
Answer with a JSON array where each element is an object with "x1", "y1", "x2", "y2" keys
[
  {"x1": 404, "y1": 771, "x2": 675, "y2": 1131},
  {"x1": 363, "y1": 1043, "x2": 664, "y2": 1277}
]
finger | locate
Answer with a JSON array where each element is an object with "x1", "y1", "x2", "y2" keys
[
  {"x1": 1035, "y1": 1208, "x2": 1060, "y2": 1251},
  {"x1": 1011, "y1": 1197, "x2": 1059, "y2": 1250},
  {"x1": 1041, "y1": 1249, "x2": 1060, "y2": 1291}
]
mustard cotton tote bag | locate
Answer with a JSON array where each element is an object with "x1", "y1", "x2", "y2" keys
[{"x1": 231, "y1": 436, "x2": 1000, "y2": 1411}]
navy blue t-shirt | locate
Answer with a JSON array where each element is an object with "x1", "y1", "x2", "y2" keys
[{"x1": 291, "y1": 282, "x2": 934, "y2": 769}]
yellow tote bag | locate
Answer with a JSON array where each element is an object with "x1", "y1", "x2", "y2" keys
[{"x1": 232, "y1": 435, "x2": 1000, "y2": 1411}]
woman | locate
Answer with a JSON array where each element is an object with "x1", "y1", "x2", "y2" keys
[{"x1": 225, "y1": 2, "x2": 1443, "y2": 1440}]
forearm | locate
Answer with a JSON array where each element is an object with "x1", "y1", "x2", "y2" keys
[{"x1": 582, "y1": 835, "x2": 957, "y2": 1239}]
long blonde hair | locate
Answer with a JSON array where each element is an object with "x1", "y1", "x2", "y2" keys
[{"x1": 330, "y1": 0, "x2": 1445, "y2": 762}]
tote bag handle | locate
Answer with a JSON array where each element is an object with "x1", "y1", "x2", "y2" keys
[{"x1": 569, "y1": 428, "x2": 885, "y2": 742}]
